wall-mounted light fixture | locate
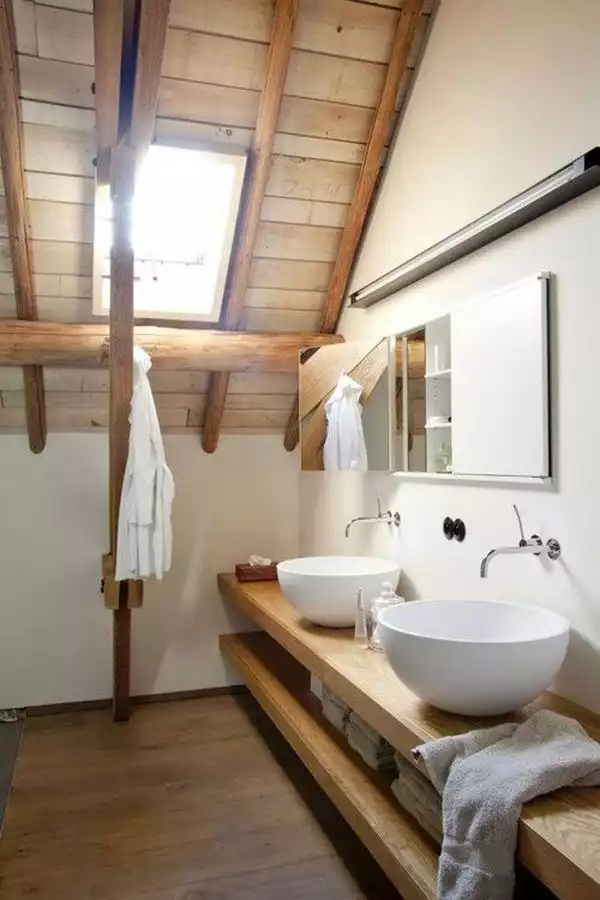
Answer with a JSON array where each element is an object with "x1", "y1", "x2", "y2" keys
[{"x1": 351, "y1": 148, "x2": 600, "y2": 309}]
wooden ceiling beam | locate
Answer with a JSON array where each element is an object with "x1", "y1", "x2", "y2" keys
[
  {"x1": 0, "y1": 320, "x2": 343, "y2": 371},
  {"x1": 93, "y1": 0, "x2": 124, "y2": 181},
  {"x1": 283, "y1": 0, "x2": 426, "y2": 452},
  {"x1": 0, "y1": 0, "x2": 46, "y2": 454},
  {"x1": 129, "y1": 0, "x2": 170, "y2": 161},
  {"x1": 202, "y1": 0, "x2": 298, "y2": 454}
]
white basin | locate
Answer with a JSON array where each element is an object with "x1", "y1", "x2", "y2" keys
[
  {"x1": 277, "y1": 556, "x2": 400, "y2": 627},
  {"x1": 378, "y1": 600, "x2": 569, "y2": 716}
]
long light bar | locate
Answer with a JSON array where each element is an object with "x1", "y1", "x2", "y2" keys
[{"x1": 351, "y1": 148, "x2": 600, "y2": 308}]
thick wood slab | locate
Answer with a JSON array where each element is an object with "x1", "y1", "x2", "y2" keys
[
  {"x1": 0, "y1": 320, "x2": 343, "y2": 371},
  {"x1": 218, "y1": 573, "x2": 600, "y2": 900},
  {"x1": 221, "y1": 631, "x2": 438, "y2": 900}
]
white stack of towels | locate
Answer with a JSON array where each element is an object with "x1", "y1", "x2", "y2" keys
[
  {"x1": 321, "y1": 686, "x2": 395, "y2": 770},
  {"x1": 391, "y1": 752, "x2": 443, "y2": 843}
]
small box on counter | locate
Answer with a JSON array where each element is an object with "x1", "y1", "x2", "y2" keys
[{"x1": 235, "y1": 563, "x2": 278, "y2": 583}]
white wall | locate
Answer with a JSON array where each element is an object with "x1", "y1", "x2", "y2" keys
[
  {"x1": 0, "y1": 433, "x2": 298, "y2": 707},
  {"x1": 351, "y1": 0, "x2": 600, "y2": 290},
  {"x1": 300, "y1": 0, "x2": 600, "y2": 714}
]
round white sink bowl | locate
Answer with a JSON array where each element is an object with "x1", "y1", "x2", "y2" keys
[
  {"x1": 378, "y1": 600, "x2": 570, "y2": 716},
  {"x1": 277, "y1": 556, "x2": 400, "y2": 627}
]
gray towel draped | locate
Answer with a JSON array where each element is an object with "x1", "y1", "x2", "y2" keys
[{"x1": 414, "y1": 710, "x2": 600, "y2": 900}]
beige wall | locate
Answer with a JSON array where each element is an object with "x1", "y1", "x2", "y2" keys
[
  {"x1": 0, "y1": 434, "x2": 298, "y2": 707},
  {"x1": 350, "y1": 0, "x2": 600, "y2": 292},
  {"x1": 300, "y1": 0, "x2": 600, "y2": 714}
]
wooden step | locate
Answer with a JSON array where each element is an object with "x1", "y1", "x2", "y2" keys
[{"x1": 220, "y1": 630, "x2": 439, "y2": 900}]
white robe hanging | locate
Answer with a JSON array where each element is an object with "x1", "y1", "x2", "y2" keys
[
  {"x1": 115, "y1": 347, "x2": 175, "y2": 581},
  {"x1": 323, "y1": 373, "x2": 368, "y2": 472}
]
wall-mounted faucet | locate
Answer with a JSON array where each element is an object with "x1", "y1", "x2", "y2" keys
[
  {"x1": 345, "y1": 494, "x2": 401, "y2": 538},
  {"x1": 480, "y1": 504, "x2": 561, "y2": 578}
]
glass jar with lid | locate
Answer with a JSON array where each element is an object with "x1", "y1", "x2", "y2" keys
[{"x1": 367, "y1": 582, "x2": 404, "y2": 651}]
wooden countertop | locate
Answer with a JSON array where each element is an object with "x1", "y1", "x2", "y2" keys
[{"x1": 218, "y1": 574, "x2": 600, "y2": 900}]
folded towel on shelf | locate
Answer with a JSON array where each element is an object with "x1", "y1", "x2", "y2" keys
[
  {"x1": 320, "y1": 686, "x2": 350, "y2": 733},
  {"x1": 414, "y1": 710, "x2": 600, "y2": 900},
  {"x1": 346, "y1": 711, "x2": 395, "y2": 770},
  {"x1": 391, "y1": 753, "x2": 443, "y2": 843}
]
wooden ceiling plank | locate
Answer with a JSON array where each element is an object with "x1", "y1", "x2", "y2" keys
[
  {"x1": 284, "y1": 0, "x2": 426, "y2": 452},
  {"x1": 202, "y1": 0, "x2": 298, "y2": 454},
  {"x1": 0, "y1": 0, "x2": 46, "y2": 453},
  {"x1": 0, "y1": 319, "x2": 343, "y2": 370}
]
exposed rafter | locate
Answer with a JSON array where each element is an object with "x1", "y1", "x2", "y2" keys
[
  {"x1": 283, "y1": 0, "x2": 427, "y2": 452},
  {"x1": 129, "y1": 0, "x2": 171, "y2": 160},
  {"x1": 202, "y1": 0, "x2": 298, "y2": 454},
  {"x1": 0, "y1": 0, "x2": 46, "y2": 454},
  {"x1": 0, "y1": 320, "x2": 343, "y2": 370},
  {"x1": 93, "y1": 0, "x2": 124, "y2": 182}
]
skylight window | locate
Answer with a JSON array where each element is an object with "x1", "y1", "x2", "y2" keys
[{"x1": 93, "y1": 143, "x2": 247, "y2": 322}]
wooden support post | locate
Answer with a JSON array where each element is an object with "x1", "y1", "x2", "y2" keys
[
  {"x1": 95, "y1": 0, "x2": 170, "y2": 719},
  {"x1": 108, "y1": 142, "x2": 137, "y2": 721},
  {"x1": 284, "y1": 0, "x2": 426, "y2": 452},
  {"x1": 0, "y1": 0, "x2": 46, "y2": 454},
  {"x1": 202, "y1": 0, "x2": 298, "y2": 454}
]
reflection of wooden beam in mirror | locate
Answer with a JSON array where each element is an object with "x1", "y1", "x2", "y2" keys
[
  {"x1": 396, "y1": 337, "x2": 426, "y2": 379},
  {"x1": 301, "y1": 339, "x2": 389, "y2": 470},
  {"x1": 300, "y1": 341, "x2": 379, "y2": 420},
  {"x1": 396, "y1": 335, "x2": 426, "y2": 453}
]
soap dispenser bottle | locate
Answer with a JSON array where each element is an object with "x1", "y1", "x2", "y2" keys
[{"x1": 368, "y1": 582, "x2": 404, "y2": 651}]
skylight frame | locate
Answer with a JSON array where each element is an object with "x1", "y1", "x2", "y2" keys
[{"x1": 92, "y1": 140, "x2": 248, "y2": 323}]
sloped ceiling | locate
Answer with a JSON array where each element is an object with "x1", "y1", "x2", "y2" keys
[{"x1": 0, "y1": 0, "x2": 433, "y2": 436}]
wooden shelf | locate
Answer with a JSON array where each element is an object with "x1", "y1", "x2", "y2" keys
[
  {"x1": 220, "y1": 631, "x2": 439, "y2": 900},
  {"x1": 218, "y1": 574, "x2": 600, "y2": 900}
]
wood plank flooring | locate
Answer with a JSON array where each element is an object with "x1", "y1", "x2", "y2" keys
[{"x1": 0, "y1": 693, "x2": 399, "y2": 900}]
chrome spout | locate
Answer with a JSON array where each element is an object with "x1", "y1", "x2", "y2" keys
[
  {"x1": 345, "y1": 511, "x2": 400, "y2": 538},
  {"x1": 344, "y1": 493, "x2": 401, "y2": 538},
  {"x1": 480, "y1": 542, "x2": 541, "y2": 578},
  {"x1": 480, "y1": 536, "x2": 562, "y2": 578}
]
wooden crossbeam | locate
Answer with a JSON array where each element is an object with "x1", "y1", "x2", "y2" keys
[
  {"x1": 284, "y1": 0, "x2": 426, "y2": 452},
  {"x1": 202, "y1": 0, "x2": 298, "y2": 454},
  {"x1": 0, "y1": 320, "x2": 343, "y2": 370},
  {"x1": 0, "y1": 0, "x2": 46, "y2": 454}
]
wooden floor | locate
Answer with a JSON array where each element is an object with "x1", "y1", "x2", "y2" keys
[{"x1": 0, "y1": 693, "x2": 399, "y2": 900}]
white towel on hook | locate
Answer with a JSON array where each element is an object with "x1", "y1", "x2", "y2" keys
[
  {"x1": 323, "y1": 374, "x2": 368, "y2": 471},
  {"x1": 115, "y1": 346, "x2": 175, "y2": 581}
]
